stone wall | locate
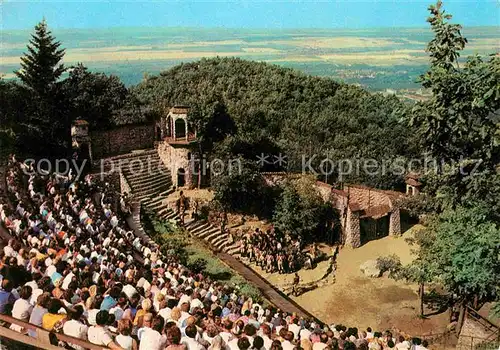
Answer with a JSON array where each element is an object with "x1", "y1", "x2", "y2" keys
[
  {"x1": 91, "y1": 123, "x2": 155, "y2": 160},
  {"x1": 389, "y1": 209, "x2": 401, "y2": 236},
  {"x1": 345, "y1": 209, "x2": 361, "y2": 248},
  {"x1": 157, "y1": 142, "x2": 194, "y2": 188}
]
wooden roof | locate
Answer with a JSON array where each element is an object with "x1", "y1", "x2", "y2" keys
[
  {"x1": 73, "y1": 119, "x2": 89, "y2": 126},
  {"x1": 406, "y1": 177, "x2": 422, "y2": 187},
  {"x1": 406, "y1": 172, "x2": 421, "y2": 180},
  {"x1": 170, "y1": 106, "x2": 190, "y2": 114}
]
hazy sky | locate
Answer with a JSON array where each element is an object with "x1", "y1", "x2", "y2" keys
[{"x1": 2, "y1": 0, "x2": 499, "y2": 30}]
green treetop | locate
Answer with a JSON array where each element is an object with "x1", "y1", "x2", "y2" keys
[{"x1": 15, "y1": 19, "x2": 66, "y2": 96}]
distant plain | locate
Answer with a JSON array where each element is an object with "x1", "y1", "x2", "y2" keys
[{"x1": 1, "y1": 27, "x2": 498, "y2": 90}]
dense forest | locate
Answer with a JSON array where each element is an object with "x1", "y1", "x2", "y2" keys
[{"x1": 133, "y1": 57, "x2": 416, "y2": 189}]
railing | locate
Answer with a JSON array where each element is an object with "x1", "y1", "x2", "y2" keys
[
  {"x1": 0, "y1": 314, "x2": 108, "y2": 350},
  {"x1": 164, "y1": 132, "x2": 197, "y2": 144},
  {"x1": 456, "y1": 335, "x2": 500, "y2": 350}
]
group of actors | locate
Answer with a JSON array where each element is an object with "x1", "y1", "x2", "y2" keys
[{"x1": 239, "y1": 228, "x2": 308, "y2": 274}]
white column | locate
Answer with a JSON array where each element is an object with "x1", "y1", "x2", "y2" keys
[
  {"x1": 173, "y1": 117, "x2": 176, "y2": 141},
  {"x1": 185, "y1": 118, "x2": 188, "y2": 141}
]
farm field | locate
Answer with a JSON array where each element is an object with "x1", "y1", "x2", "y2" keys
[{"x1": 1, "y1": 26, "x2": 498, "y2": 90}]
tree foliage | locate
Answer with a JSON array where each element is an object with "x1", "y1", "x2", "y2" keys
[
  {"x1": 3, "y1": 20, "x2": 149, "y2": 156},
  {"x1": 15, "y1": 19, "x2": 66, "y2": 96},
  {"x1": 272, "y1": 177, "x2": 330, "y2": 241},
  {"x1": 134, "y1": 57, "x2": 416, "y2": 189},
  {"x1": 409, "y1": 1, "x2": 500, "y2": 210},
  {"x1": 395, "y1": 2, "x2": 500, "y2": 325},
  {"x1": 211, "y1": 158, "x2": 268, "y2": 215},
  {"x1": 62, "y1": 63, "x2": 143, "y2": 129},
  {"x1": 414, "y1": 206, "x2": 499, "y2": 303}
]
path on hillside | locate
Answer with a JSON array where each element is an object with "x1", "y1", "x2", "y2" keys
[{"x1": 215, "y1": 250, "x2": 324, "y2": 323}]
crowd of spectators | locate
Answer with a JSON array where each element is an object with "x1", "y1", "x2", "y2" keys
[{"x1": 0, "y1": 154, "x2": 429, "y2": 350}]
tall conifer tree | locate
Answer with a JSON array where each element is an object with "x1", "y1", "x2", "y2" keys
[
  {"x1": 15, "y1": 19, "x2": 69, "y2": 156},
  {"x1": 16, "y1": 19, "x2": 66, "y2": 96}
]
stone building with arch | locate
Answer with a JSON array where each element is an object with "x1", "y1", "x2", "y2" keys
[{"x1": 156, "y1": 106, "x2": 198, "y2": 188}]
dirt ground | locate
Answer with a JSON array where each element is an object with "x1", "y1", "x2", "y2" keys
[
  {"x1": 176, "y1": 190, "x2": 451, "y2": 338},
  {"x1": 170, "y1": 188, "x2": 214, "y2": 202},
  {"x1": 246, "y1": 225, "x2": 451, "y2": 338}
]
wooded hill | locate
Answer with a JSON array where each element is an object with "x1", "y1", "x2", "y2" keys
[{"x1": 134, "y1": 57, "x2": 417, "y2": 189}]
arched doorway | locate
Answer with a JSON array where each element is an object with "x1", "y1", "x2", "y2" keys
[
  {"x1": 177, "y1": 168, "x2": 186, "y2": 187},
  {"x1": 175, "y1": 119, "x2": 186, "y2": 139}
]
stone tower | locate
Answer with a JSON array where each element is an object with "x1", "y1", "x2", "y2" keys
[
  {"x1": 71, "y1": 119, "x2": 92, "y2": 163},
  {"x1": 157, "y1": 106, "x2": 198, "y2": 188}
]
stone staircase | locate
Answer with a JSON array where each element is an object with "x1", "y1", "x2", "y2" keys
[
  {"x1": 184, "y1": 220, "x2": 240, "y2": 255},
  {"x1": 120, "y1": 150, "x2": 173, "y2": 202},
  {"x1": 99, "y1": 149, "x2": 179, "y2": 223},
  {"x1": 99, "y1": 149, "x2": 239, "y2": 256}
]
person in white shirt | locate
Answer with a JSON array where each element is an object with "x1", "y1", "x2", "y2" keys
[
  {"x1": 288, "y1": 318, "x2": 301, "y2": 340},
  {"x1": 87, "y1": 310, "x2": 121, "y2": 349},
  {"x1": 158, "y1": 300, "x2": 172, "y2": 321},
  {"x1": 413, "y1": 339, "x2": 429, "y2": 350},
  {"x1": 281, "y1": 331, "x2": 295, "y2": 350},
  {"x1": 116, "y1": 319, "x2": 138, "y2": 350},
  {"x1": 109, "y1": 297, "x2": 127, "y2": 321},
  {"x1": 62, "y1": 270, "x2": 75, "y2": 290},
  {"x1": 182, "y1": 324, "x2": 206, "y2": 350},
  {"x1": 366, "y1": 327, "x2": 374, "y2": 340},
  {"x1": 258, "y1": 324, "x2": 273, "y2": 350},
  {"x1": 63, "y1": 305, "x2": 88, "y2": 350},
  {"x1": 219, "y1": 319, "x2": 234, "y2": 344},
  {"x1": 395, "y1": 335, "x2": 410, "y2": 349},
  {"x1": 4, "y1": 239, "x2": 16, "y2": 258},
  {"x1": 312, "y1": 333, "x2": 328, "y2": 350},
  {"x1": 122, "y1": 283, "x2": 138, "y2": 300},
  {"x1": 139, "y1": 315, "x2": 167, "y2": 350},
  {"x1": 189, "y1": 292, "x2": 204, "y2": 313},
  {"x1": 10, "y1": 285, "x2": 33, "y2": 332},
  {"x1": 178, "y1": 289, "x2": 192, "y2": 308},
  {"x1": 178, "y1": 302, "x2": 191, "y2": 327}
]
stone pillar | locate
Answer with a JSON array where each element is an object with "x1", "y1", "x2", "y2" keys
[
  {"x1": 186, "y1": 164, "x2": 193, "y2": 188},
  {"x1": 173, "y1": 117, "x2": 176, "y2": 141},
  {"x1": 185, "y1": 121, "x2": 188, "y2": 141},
  {"x1": 389, "y1": 209, "x2": 401, "y2": 236},
  {"x1": 345, "y1": 209, "x2": 361, "y2": 248}
]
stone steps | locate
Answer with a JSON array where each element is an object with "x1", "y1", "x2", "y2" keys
[
  {"x1": 122, "y1": 162, "x2": 164, "y2": 177},
  {"x1": 122, "y1": 162, "x2": 162, "y2": 175},
  {"x1": 180, "y1": 219, "x2": 241, "y2": 255},
  {"x1": 190, "y1": 222, "x2": 212, "y2": 236},
  {"x1": 197, "y1": 227, "x2": 220, "y2": 240},
  {"x1": 119, "y1": 151, "x2": 174, "y2": 210},
  {"x1": 115, "y1": 150, "x2": 241, "y2": 258},
  {"x1": 129, "y1": 177, "x2": 172, "y2": 191},
  {"x1": 134, "y1": 185, "x2": 171, "y2": 200},
  {"x1": 126, "y1": 171, "x2": 171, "y2": 186}
]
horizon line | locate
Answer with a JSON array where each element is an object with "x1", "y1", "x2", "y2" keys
[{"x1": 2, "y1": 24, "x2": 499, "y2": 32}]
